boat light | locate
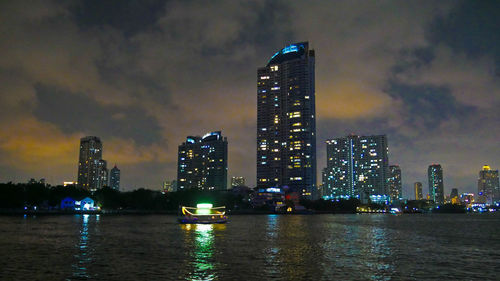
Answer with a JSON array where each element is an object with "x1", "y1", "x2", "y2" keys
[
  {"x1": 196, "y1": 203, "x2": 213, "y2": 215},
  {"x1": 197, "y1": 203, "x2": 213, "y2": 209}
]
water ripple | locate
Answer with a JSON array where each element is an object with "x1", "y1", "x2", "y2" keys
[{"x1": 0, "y1": 214, "x2": 499, "y2": 280}]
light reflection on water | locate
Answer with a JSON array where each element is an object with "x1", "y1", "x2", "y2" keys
[
  {"x1": 2, "y1": 214, "x2": 499, "y2": 280},
  {"x1": 72, "y1": 214, "x2": 92, "y2": 280},
  {"x1": 367, "y1": 225, "x2": 392, "y2": 280},
  {"x1": 181, "y1": 223, "x2": 226, "y2": 281},
  {"x1": 264, "y1": 214, "x2": 281, "y2": 277}
]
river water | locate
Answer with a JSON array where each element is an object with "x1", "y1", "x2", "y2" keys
[{"x1": 1, "y1": 214, "x2": 499, "y2": 280}]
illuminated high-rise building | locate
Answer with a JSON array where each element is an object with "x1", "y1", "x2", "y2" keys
[
  {"x1": 388, "y1": 165, "x2": 402, "y2": 201},
  {"x1": 77, "y1": 136, "x2": 108, "y2": 191},
  {"x1": 109, "y1": 165, "x2": 120, "y2": 191},
  {"x1": 477, "y1": 165, "x2": 499, "y2": 204},
  {"x1": 322, "y1": 135, "x2": 389, "y2": 201},
  {"x1": 414, "y1": 182, "x2": 423, "y2": 200},
  {"x1": 162, "y1": 180, "x2": 177, "y2": 193},
  {"x1": 177, "y1": 131, "x2": 228, "y2": 191},
  {"x1": 231, "y1": 176, "x2": 246, "y2": 187},
  {"x1": 257, "y1": 42, "x2": 316, "y2": 198},
  {"x1": 428, "y1": 164, "x2": 444, "y2": 205},
  {"x1": 96, "y1": 159, "x2": 108, "y2": 189}
]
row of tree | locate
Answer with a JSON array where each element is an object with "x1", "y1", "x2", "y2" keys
[
  {"x1": 0, "y1": 183, "x2": 247, "y2": 211},
  {"x1": 0, "y1": 182, "x2": 466, "y2": 213}
]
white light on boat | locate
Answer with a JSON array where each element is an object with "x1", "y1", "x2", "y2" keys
[{"x1": 197, "y1": 203, "x2": 213, "y2": 209}]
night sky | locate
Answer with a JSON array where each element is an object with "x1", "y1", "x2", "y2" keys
[{"x1": 0, "y1": 1, "x2": 498, "y2": 197}]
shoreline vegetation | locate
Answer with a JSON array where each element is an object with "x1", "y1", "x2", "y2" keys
[{"x1": 0, "y1": 182, "x2": 479, "y2": 215}]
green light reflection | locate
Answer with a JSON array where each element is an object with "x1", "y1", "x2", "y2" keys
[{"x1": 181, "y1": 224, "x2": 225, "y2": 281}]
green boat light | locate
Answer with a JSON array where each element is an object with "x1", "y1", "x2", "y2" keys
[{"x1": 196, "y1": 203, "x2": 213, "y2": 215}]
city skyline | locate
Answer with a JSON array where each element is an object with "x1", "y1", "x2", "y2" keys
[{"x1": 0, "y1": 1, "x2": 498, "y2": 197}]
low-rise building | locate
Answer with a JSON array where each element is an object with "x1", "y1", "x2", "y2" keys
[
  {"x1": 61, "y1": 197, "x2": 76, "y2": 210},
  {"x1": 75, "y1": 197, "x2": 96, "y2": 211}
]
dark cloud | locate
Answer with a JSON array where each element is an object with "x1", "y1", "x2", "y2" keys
[
  {"x1": 121, "y1": 159, "x2": 176, "y2": 190},
  {"x1": 73, "y1": 0, "x2": 167, "y2": 36},
  {"x1": 391, "y1": 47, "x2": 435, "y2": 74},
  {"x1": 33, "y1": 84, "x2": 162, "y2": 145},
  {"x1": 240, "y1": 1, "x2": 295, "y2": 52},
  {"x1": 428, "y1": 0, "x2": 500, "y2": 72},
  {"x1": 385, "y1": 82, "x2": 475, "y2": 130}
]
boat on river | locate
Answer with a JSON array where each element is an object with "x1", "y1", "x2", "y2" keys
[{"x1": 178, "y1": 203, "x2": 228, "y2": 224}]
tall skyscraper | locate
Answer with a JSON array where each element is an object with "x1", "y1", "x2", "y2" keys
[
  {"x1": 109, "y1": 165, "x2": 120, "y2": 191},
  {"x1": 322, "y1": 134, "x2": 389, "y2": 201},
  {"x1": 231, "y1": 176, "x2": 246, "y2": 187},
  {"x1": 414, "y1": 182, "x2": 423, "y2": 200},
  {"x1": 77, "y1": 136, "x2": 108, "y2": 191},
  {"x1": 257, "y1": 42, "x2": 316, "y2": 198},
  {"x1": 388, "y1": 165, "x2": 402, "y2": 201},
  {"x1": 477, "y1": 165, "x2": 499, "y2": 204},
  {"x1": 428, "y1": 164, "x2": 444, "y2": 205},
  {"x1": 177, "y1": 131, "x2": 228, "y2": 191}
]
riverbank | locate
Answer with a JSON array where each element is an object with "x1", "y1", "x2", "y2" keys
[{"x1": 1, "y1": 208, "x2": 487, "y2": 216}]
